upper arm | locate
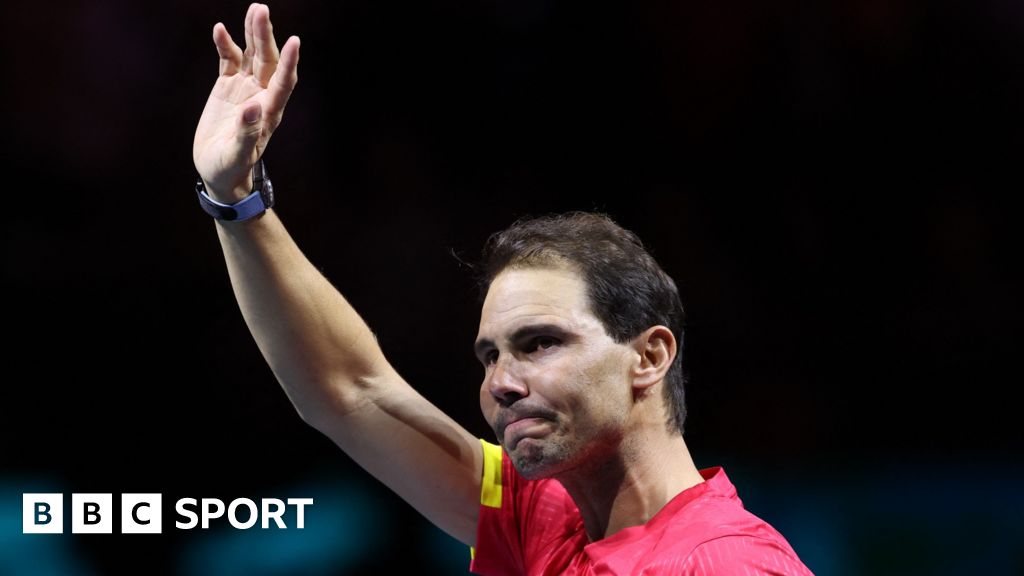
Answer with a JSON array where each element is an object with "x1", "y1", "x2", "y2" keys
[{"x1": 311, "y1": 367, "x2": 484, "y2": 547}]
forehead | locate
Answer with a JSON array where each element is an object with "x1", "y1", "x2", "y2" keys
[{"x1": 478, "y1": 266, "x2": 596, "y2": 335}]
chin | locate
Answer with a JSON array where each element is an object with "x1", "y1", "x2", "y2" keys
[{"x1": 507, "y1": 439, "x2": 573, "y2": 481}]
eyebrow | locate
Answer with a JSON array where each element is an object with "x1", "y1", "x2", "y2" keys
[{"x1": 474, "y1": 323, "x2": 570, "y2": 360}]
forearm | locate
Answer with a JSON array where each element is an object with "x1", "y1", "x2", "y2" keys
[{"x1": 215, "y1": 208, "x2": 389, "y2": 425}]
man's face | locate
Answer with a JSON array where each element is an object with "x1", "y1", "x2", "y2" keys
[{"x1": 476, "y1": 265, "x2": 636, "y2": 480}]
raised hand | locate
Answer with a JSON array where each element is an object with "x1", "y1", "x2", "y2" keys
[{"x1": 193, "y1": 3, "x2": 300, "y2": 203}]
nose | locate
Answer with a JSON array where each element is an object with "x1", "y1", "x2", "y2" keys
[{"x1": 486, "y1": 355, "x2": 529, "y2": 406}]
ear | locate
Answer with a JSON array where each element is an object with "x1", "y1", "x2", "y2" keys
[{"x1": 630, "y1": 325, "x2": 677, "y2": 392}]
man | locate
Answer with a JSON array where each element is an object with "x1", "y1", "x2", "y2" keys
[{"x1": 193, "y1": 4, "x2": 814, "y2": 574}]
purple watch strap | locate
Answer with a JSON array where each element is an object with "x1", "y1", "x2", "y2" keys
[{"x1": 195, "y1": 160, "x2": 274, "y2": 221}]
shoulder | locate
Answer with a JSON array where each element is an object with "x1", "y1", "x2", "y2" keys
[
  {"x1": 678, "y1": 535, "x2": 815, "y2": 575},
  {"x1": 472, "y1": 441, "x2": 585, "y2": 576},
  {"x1": 637, "y1": 468, "x2": 814, "y2": 575}
]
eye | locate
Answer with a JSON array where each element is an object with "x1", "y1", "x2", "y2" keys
[
  {"x1": 484, "y1": 350, "x2": 499, "y2": 365},
  {"x1": 531, "y1": 336, "x2": 559, "y2": 351}
]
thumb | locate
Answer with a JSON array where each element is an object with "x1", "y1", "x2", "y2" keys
[{"x1": 236, "y1": 102, "x2": 263, "y2": 156}]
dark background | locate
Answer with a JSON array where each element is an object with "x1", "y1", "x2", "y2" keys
[{"x1": 2, "y1": 0, "x2": 1022, "y2": 574}]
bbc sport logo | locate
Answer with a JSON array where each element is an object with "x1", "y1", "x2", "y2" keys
[{"x1": 23, "y1": 493, "x2": 313, "y2": 534}]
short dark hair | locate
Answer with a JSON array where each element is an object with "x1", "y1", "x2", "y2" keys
[{"x1": 478, "y1": 212, "x2": 688, "y2": 434}]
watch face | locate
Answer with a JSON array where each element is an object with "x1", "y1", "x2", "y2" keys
[{"x1": 263, "y1": 179, "x2": 274, "y2": 207}]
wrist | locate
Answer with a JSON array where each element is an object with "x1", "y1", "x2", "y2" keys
[{"x1": 196, "y1": 160, "x2": 274, "y2": 222}]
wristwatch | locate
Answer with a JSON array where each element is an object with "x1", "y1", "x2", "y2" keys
[{"x1": 196, "y1": 160, "x2": 274, "y2": 221}]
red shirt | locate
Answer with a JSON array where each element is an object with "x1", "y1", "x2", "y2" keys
[{"x1": 471, "y1": 441, "x2": 814, "y2": 575}]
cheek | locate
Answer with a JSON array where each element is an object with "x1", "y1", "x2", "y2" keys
[
  {"x1": 479, "y1": 383, "x2": 497, "y2": 426},
  {"x1": 581, "y1": 351, "x2": 632, "y2": 411}
]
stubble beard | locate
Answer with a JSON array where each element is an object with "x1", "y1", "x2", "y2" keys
[
  {"x1": 508, "y1": 419, "x2": 624, "y2": 483},
  {"x1": 507, "y1": 434, "x2": 576, "y2": 481}
]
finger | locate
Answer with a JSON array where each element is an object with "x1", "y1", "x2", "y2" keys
[
  {"x1": 242, "y1": 2, "x2": 258, "y2": 74},
  {"x1": 213, "y1": 23, "x2": 244, "y2": 76},
  {"x1": 264, "y1": 36, "x2": 300, "y2": 129},
  {"x1": 253, "y1": 4, "x2": 281, "y2": 87}
]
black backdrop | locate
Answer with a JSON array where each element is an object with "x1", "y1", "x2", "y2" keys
[{"x1": 2, "y1": 0, "x2": 1022, "y2": 574}]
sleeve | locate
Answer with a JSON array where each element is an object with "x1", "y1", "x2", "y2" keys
[
  {"x1": 680, "y1": 536, "x2": 815, "y2": 576},
  {"x1": 469, "y1": 440, "x2": 526, "y2": 576}
]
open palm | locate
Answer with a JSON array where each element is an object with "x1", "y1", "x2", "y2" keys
[{"x1": 193, "y1": 3, "x2": 300, "y2": 203}]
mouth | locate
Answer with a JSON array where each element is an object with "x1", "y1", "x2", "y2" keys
[
  {"x1": 504, "y1": 418, "x2": 551, "y2": 450},
  {"x1": 497, "y1": 413, "x2": 555, "y2": 450}
]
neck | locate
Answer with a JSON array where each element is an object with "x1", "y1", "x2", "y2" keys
[{"x1": 557, "y1": 429, "x2": 705, "y2": 542}]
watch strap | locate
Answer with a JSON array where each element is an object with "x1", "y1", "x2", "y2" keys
[{"x1": 196, "y1": 160, "x2": 274, "y2": 221}]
